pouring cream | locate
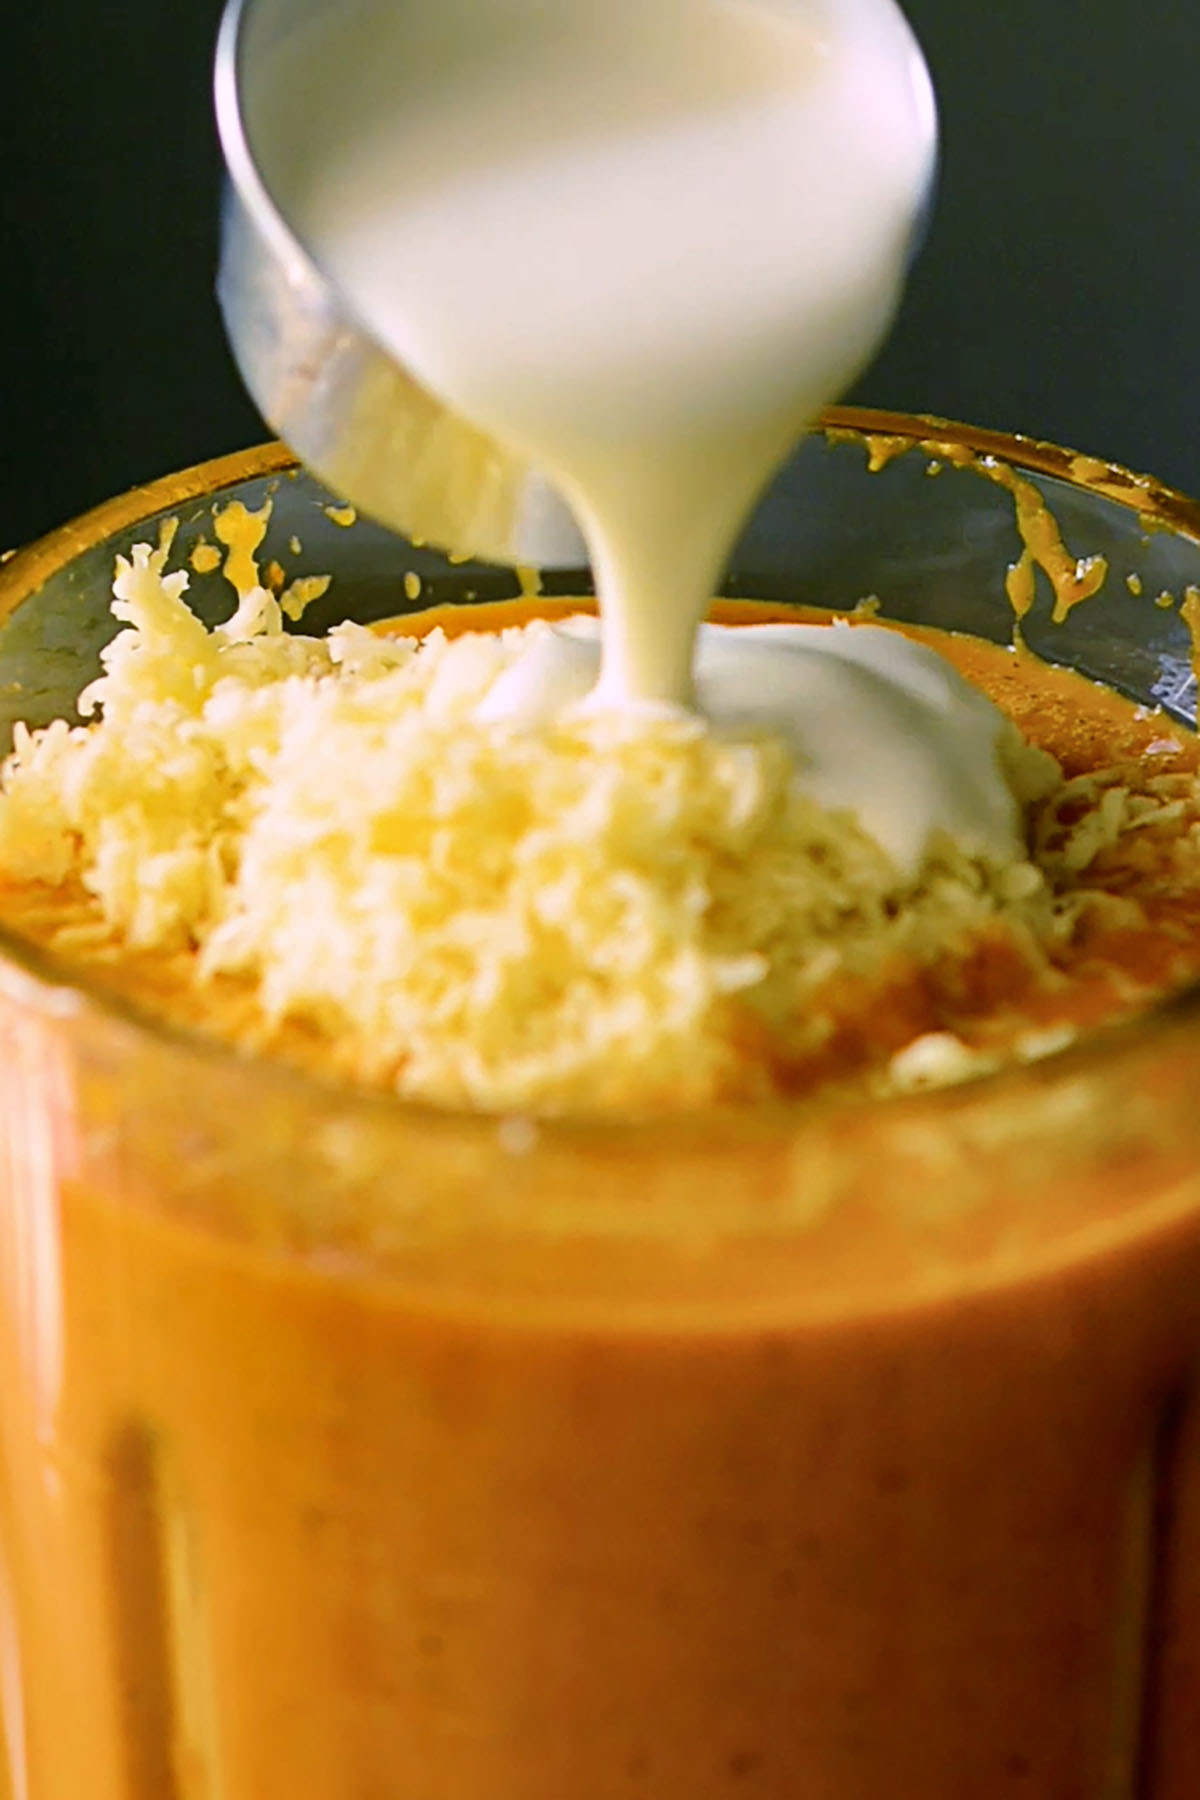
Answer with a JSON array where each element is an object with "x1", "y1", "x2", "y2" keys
[{"x1": 242, "y1": 1, "x2": 1029, "y2": 871}]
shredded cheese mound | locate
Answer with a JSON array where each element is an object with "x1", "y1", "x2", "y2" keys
[
  {"x1": 0, "y1": 537, "x2": 1179, "y2": 1115},
  {"x1": 0, "y1": 540, "x2": 1063, "y2": 1111}
]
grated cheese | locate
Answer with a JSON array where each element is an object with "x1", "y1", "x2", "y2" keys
[{"x1": 0, "y1": 535, "x2": 1194, "y2": 1114}]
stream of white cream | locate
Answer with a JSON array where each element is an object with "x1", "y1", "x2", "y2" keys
[{"x1": 252, "y1": 1, "x2": 1025, "y2": 868}]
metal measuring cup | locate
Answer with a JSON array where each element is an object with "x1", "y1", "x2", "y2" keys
[{"x1": 214, "y1": 0, "x2": 936, "y2": 569}]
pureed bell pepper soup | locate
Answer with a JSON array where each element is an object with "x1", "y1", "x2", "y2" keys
[
  {"x1": 4, "y1": 439, "x2": 1200, "y2": 1800},
  {"x1": 5, "y1": 0, "x2": 1200, "y2": 1791}
]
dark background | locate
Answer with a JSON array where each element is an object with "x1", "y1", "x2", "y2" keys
[{"x1": 4, "y1": 0, "x2": 1199, "y2": 551}]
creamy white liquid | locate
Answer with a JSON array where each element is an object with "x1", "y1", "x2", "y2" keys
[
  {"x1": 249, "y1": 1, "x2": 1026, "y2": 870},
  {"x1": 478, "y1": 617, "x2": 1027, "y2": 873}
]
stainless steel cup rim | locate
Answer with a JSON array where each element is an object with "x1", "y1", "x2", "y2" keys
[
  {"x1": 213, "y1": 0, "x2": 587, "y2": 568},
  {"x1": 214, "y1": 0, "x2": 293, "y2": 282}
]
